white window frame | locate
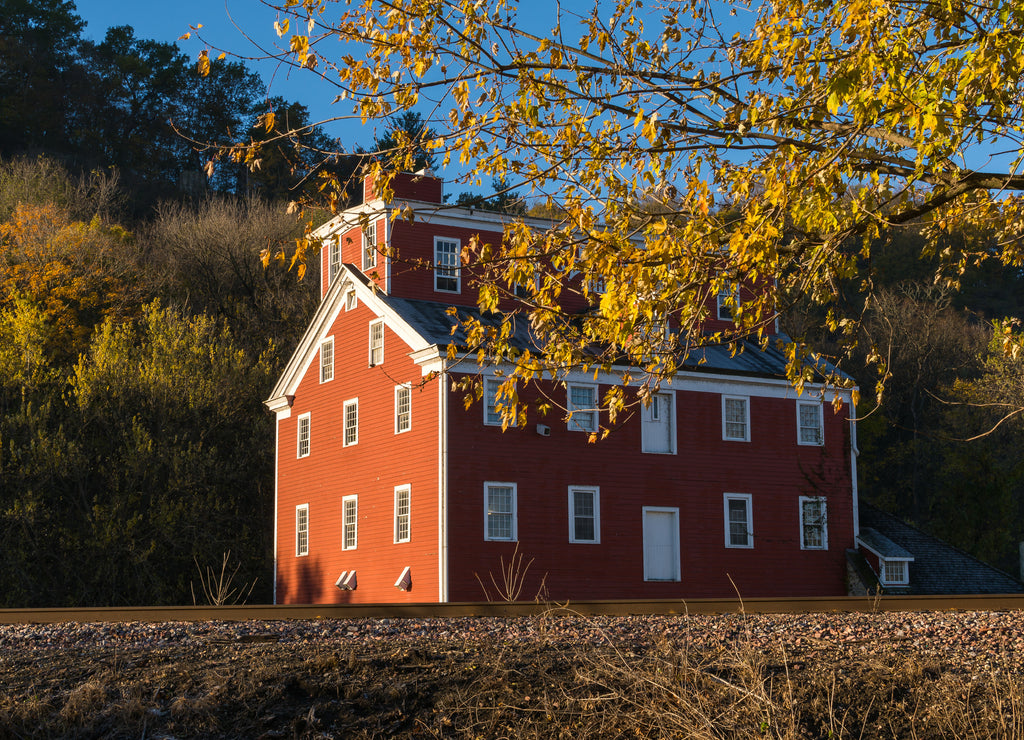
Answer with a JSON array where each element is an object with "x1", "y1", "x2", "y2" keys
[
  {"x1": 342, "y1": 495, "x2": 358, "y2": 550},
  {"x1": 483, "y1": 376, "x2": 516, "y2": 427},
  {"x1": 880, "y1": 558, "x2": 910, "y2": 586},
  {"x1": 722, "y1": 395, "x2": 750, "y2": 442},
  {"x1": 723, "y1": 493, "x2": 753, "y2": 549},
  {"x1": 295, "y1": 504, "x2": 309, "y2": 557},
  {"x1": 362, "y1": 221, "x2": 377, "y2": 271},
  {"x1": 799, "y1": 496, "x2": 828, "y2": 550},
  {"x1": 484, "y1": 482, "x2": 517, "y2": 542},
  {"x1": 395, "y1": 383, "x2": 412, "y2": 434},
  {"x1": 797, "y1": 400, "x2": 824, "y2": 446},
  {"x1": 328, "y1": 239, "x2": 341, "y2": 282},
  {"x1": 567, "y1": 383, "x2": 598, "y2": 433},
  {"x1": 568, "y1": 486, "x2": 600, "y2": 544},
  {"x1": 394, "y1": 485, "x2": 411, "y2": 543},
  {"x1": 345, "y1": 290, "x2": 357, "y2": 311},
  {"x1": 717, "y1": 283, "x2": 739, "y2": 321},
  {"x1": 343, "y1": 398, "x2": 358, "y2": 447},
  {"x1": 369, "y1": 319, "x2": 384, "y2": 366},
  {"x1": 434, "y1": 237, "x2": 461, "y2": 293},
  {"x1": 320, "y1": 337, "x2": 334, "y2": 383},
  {"x1": 297, "y1": 413, "x2": 311, "y2": 458}
]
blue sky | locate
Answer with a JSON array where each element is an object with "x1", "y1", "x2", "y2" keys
[{"x1": 73, "y1": 0, "x2": 373, "y2": 147}]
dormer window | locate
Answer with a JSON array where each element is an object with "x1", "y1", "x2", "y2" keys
[
  {"x1": 717, "y1": 283, "x2": 739, "y2": 321},
  {"x1": 880, "y1": 558, "x2": 910, "y2": 586}
]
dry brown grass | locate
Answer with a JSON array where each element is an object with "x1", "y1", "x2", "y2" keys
[{"x1": 2, "y1": 614, "x2": 1024, "y2": 738}]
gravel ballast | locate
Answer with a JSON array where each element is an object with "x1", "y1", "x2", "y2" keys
[{"x1": 1, "y1": 609, "x2": 1023, "y2": 738}]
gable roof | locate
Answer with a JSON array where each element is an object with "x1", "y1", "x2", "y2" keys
[{"x1": 859, "y1": 502, "x2": 1024, "y2": 594}]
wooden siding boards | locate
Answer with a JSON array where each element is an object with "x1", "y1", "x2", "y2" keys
[
  {"x1": 443, "y1": 377, "x2": 853, "y2": 601},
  {"x1": 272, "y1": 174, "x2": 858, "y2": 604},
  {"x1": 273, "y1": 291, "x2": 441, "y2": 604}
]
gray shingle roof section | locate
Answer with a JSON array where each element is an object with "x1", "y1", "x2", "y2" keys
[
  {"x1": 857, "y1": 527, "x2": 914, "y2": 560},
  {"x1": 379, "y1": 296, "x2": 855, "y2": 381},
  {"x1": 859, "y1": 502, "x2": 1024, "y2": 594}
]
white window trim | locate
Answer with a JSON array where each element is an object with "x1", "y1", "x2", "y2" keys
[
  {"x1": 717, "y1": 283, "x2": 739, "y2": 321},
  {"x1": 483, "y1": 376, "x2": 516, "y2": 427},
  {"x1": 879, "y1": 557, "x2": 911, "y2": 586},
  {"x1": 362, "y1": 221, "x2": 377, "y2": 271},
  {"x1": 369, "y1": 319, "x2": 384, "y2": 366},
  {"x1": 342, "y1": 495, "x2": 358, "y2": 550},
  {"x1": 434, "y1": 236, "x2": 461, "y2": 293},
  {"x1": 394, "y1": 485, "x2": 411, "y2": 543},
  {"x1": 296, "y1": 413, "x2": 311, "y2": 458},
  {"x1": 797, "y1": 400, "x2": 824, "y2": 446},
  {"x1": 483, "y1": 481, "x2": 517, "y2": 542},
  {"x1": 343, "y1": 398, "x2": 359, "y2": 447},
  {"x1": 799, "y1": 496, "x2": 828, "y2": 550},
  {"x1": 295, "y1": 504, "x2": 309, "y2": 557},
  {"x1": 328, "y1": 240, "x2": 341, "y2": 282},
  {"x1": 568, "y1": 486, "x2": 601, "y2": 544},
  {"x1": 567, "y1": 383, "x2": 599, "y2": 433},
  {"x1": 723, "y1": 493, "x2": 753, "y2": 549},
  {"x1": 395, "y1": 383, "x2": 412, "y2": 434},
  {"x1": 642, "y1": 506, "x2": 681, "y2": 582},
  {"x1": 320, "y1": 336, "x2": 334, "y2": 383},
  {"x1": 722, "y1": 395, "x2": 750, "y2": 442}
]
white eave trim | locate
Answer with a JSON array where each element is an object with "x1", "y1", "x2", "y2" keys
[{"x1": 264, "y1": 265, "x2": 436, "y2": 410}]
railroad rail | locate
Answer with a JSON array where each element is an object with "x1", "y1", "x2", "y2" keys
[{"x1": 1, "y1": 594, "x2": 1023, "y2": 624}]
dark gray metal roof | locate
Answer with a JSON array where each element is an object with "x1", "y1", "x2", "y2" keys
[
  {"x1": 380, "y1": 295, "x2": 854, "y2": 382},
  {"x1": 859, "y1": 502, "x2": 1024, "y2": 595}
]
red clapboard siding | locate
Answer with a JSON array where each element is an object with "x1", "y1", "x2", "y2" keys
[
  {"x1": 443, "y1": 377, "x2": 853, "y2": 601},
  {"x1": 274, "y1": 296, "x2": 441, "y2": 604}
]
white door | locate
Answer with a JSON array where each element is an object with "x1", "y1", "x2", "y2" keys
[
  {"x1": 643, "y1": 507, "x2": 680, "y2": 581},
  {"x1": 642, "y1": 393, "x2": 674, "y2": 453}
]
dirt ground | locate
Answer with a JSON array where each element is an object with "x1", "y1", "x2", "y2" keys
[{"x1": 1, "y1": 613, "x2": 1023, "y2": 738}]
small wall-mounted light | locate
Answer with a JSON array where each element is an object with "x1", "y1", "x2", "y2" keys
[
  {"x1": 536, "y1": 424, "x2": 551, "y2": 437},
  {"x1": 394, "y1": 566, "x2": 411, "y2": 591}
]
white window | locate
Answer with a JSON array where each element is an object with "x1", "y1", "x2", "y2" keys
[
  {"x1": 484, "y1": 377, "x2": 516, "y2": 427},
  {"x1": 394, "y1": 485, "x2": 411, "y2": 543},
  {"x1": 722, "y1": 395, "x2": 749, "y2": 441},
  {"x1": 641, "y1": 392, "x2": 675, "y2": 454},
  {"x1": 723, "y1": 493, "x2": 753, "y2": 548},
  {"x1": 343, "y1": 399, "x2": 358, "y2": 447},
  {"x1": 484, "y1": 482, "x2": 517, "y2": 541},
  {"x1": 362, "y1": 221, "x2": 377, "y2": 271},
  {"x1": 297, "y1": 413, "x2": 311, "y2": 458},
  {"x1": 295, "y1": 504, "x2": 309, "y2": 556},
  {"x1": 717, "y1": 283, "x2": 739, "y2": 321},
  {"x1": 328, "y1": 239, "x2": 341, "y2": 282},
  {"x1": 642, "y1": 507, "x2": 681, "y2": 582},
  {"x1": 345, "y1": 290, "x2": 357, "y2": 311},
  {"x1": 880, "y1": 558, "x2": 909, "y2": 586},
  {"x1": 369, "y1": 319, "x2": 384, "y2": 366},
  {"x1": 434, "y1": 237, "x2": 460, "y2": 292},
  {"x1": 342, "y1": 495, "x2": 358, "y2": 550},
  {"x1": 320, "y1": 337, "x2": 334, "y2": 383},
  {"x1": 797, "y1": 401, "x2": 824, "y2": 445},
  {"x1": 568, "y1": 383, "x2": 598, "y2": 433},
  {"x1": 569, "y1": 486, "x2": 600, "y2": 543},
  {"x1": 395, "y1": 384, "x2": 411, "y2": 433},
  {"x1": 800, "y1": 496, "x2": 828, "y2": 550}
]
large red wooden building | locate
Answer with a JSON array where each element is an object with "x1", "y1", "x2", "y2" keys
[{"x1": 265, "y1": 172, "x2": 860, "y2": 604}]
